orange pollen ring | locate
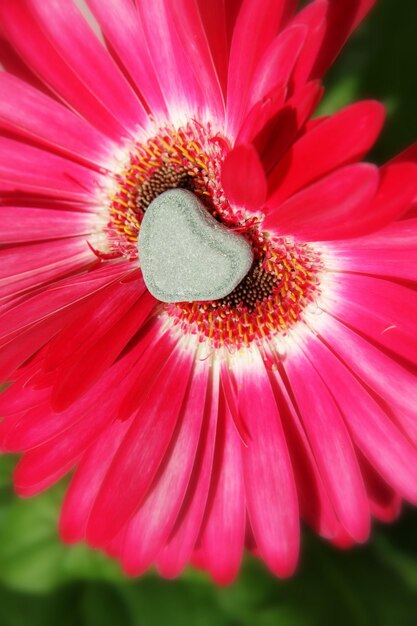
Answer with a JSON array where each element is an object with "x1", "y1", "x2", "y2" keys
[
  {"x1": 167, "y1": 240, "x2": 322, "y2": 349},
  {"x1": 104, "y1": 120, "x2": 235, "y2": 260},
  {"x1": 101, "y1": 121, "x2": 322, "y2": 348}
]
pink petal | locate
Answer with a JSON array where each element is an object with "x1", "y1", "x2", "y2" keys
[
  {"x1": 43, "y1": 275, "x2": 144, "y2": 372},
  {"x1": 86, "y1": 0, "x2": 167, "y2": 116},
  {"x1": 220, "y1": 363, "x2": 250, "y2": 444},
  {"x1": 0, "y1": 137, "x2": 103, "y2": 200},
  {"x1": 0, "y1": 206, "x2": 92, "y2": 244},
  {"x1": 0, "y1": 238, "x2": 89, "y2": 281},
  {"x1": 305, "y1": 335, "x2": 417, "y2": 504},
  {"x1": 0, "y1": 397, "x2": 58, "y2": 452},
  {"x1": 27, "y1": 0, "x2": 148, "y2": 132},
  {"x1": 0, "y1": 371, "x2": 50, "y2": 417},
  {"x1": 0, "y1": 238, "x2": 93, "y2": 301},
  {"x1": 53, "y1": 327, "x2": 169, "y2": 513},
  {"x1": 0, "y1": 2, "x2": 133, "y2": 139},
  {"x1": 11, "y1": 350, "x2": 138, "y2": 494},
  {"x1": 0, "y1": 308, "x2": 79, "y2": 383},
  {"x1": 115, "y1": 329, "x2": 179, "y2": 423},
  {"x1": 1, "y1": 389, "x2": 97, "y2": 454},
  {"x1": 290, "y1": 0, "x2": 328, "y2": 88},
  {"x1": 317, "y1": 313, "x2": 417, "y2": 447},
  {"x1": 157, "y1": 363, "x2": 220, "y2": 578},
  {"x1": 347, "y1": 162, "x2": 417, "y2": 233},
  {"x1": 270, "y1": 369, "x2": 343, "y2": 541},
  {"x1": 236, "y1": 84, "x2": 287, "y2": 147},
  {"x1": 264, "y1": 164, "x2": 379, "y2": 239},
  {"x1": 226, "y1": 0, "x2": 291, "y2": 135},
  {"x1": 284, "y1": 344, "x2": 370, "y2": 541},
  {"x1": 359, "y1": 456, "x2": 402, "y2": 523},
  {"x1": 164, "y1": 0, "x2": 225, "y2": 120},
  {"x1": 86, "y1": 348, "x2": 194, "y2": 545},
  {"x1": 121, "y1": 364, "x2": 209, "y2": 575},
  {"x1": 0, "y1": 33, "x2": 56, "y2": 97},
  {"x1": 46, "y1": 279, "x2": 149, "y2": 410},
  {"x1": 0, "y1": 74, "x2": 112, "y2": 167},
  {"x1": 196, "y1": 0, "x2": 229, "y2": 94},
  {"x1": 194, "y1": 392, "x2": 245, "y2": 584},
  {"x1": 326, "y1": 273, "x2": 417, "y2": 365},
  {"x1": 267, "y1": 100, "x2": 385, "y2": 204},
  {"x1": 50, "y1": 292, "x2": 157, "y2": 409},
  {"x1": 136, "y1": 0, "x2": 204, "y2": 119},
  {"x1": 247, "y1": 25, "x2": 307, "y2": 109},
  {"x1": 325, "y1": 217, "x2": 417, "y2": 283},
  {"x1": 60, "y1": 418, "x2": 131, "y2": 543},
  {"x1": 236, "y1": 352, "x2": 300, "y2": 576},
  {"x1": 257, "y1": 80, "x2": 323, "y2": 172},
  {"x1": 221, "y1": 143, "x2": 267, "y2": 211},
  {"x1": 0, "y1": 261, "x2": 132, "y2": 343}
]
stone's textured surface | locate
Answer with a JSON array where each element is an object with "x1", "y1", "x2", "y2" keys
[{"x1": 138, "y1": 189, "x2": 254, "y2": 303}]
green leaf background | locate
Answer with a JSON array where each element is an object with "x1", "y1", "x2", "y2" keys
[{"x1": 1, "y1": 1, "x2": 417, "y2": 623}]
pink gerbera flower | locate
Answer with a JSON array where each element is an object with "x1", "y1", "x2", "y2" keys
[{"x1": 1, "y1": 0, "x2": 417, "y2": 584}]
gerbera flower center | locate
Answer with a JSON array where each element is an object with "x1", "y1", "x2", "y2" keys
[
  {"x1": 100, "y1": 120, "x2": 235, "y2": 260},
  {"x1": 168, "y1": 238, "x2": 321, "y2": 349},
  {"x1": 98, "y1": 122, "x2": 322, "y2": 349}
]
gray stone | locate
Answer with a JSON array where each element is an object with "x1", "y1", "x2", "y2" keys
[{"x1": 138, "y1": 189, "x2": 254, "y2": 303}]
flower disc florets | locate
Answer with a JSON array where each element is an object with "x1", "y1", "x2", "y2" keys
[{"x1": 98, "y1": 121, "x2": 322, "y2": 349}]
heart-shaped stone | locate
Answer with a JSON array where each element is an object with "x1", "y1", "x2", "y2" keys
[{"x1": 138, "y1": 189, "x2": 254, "y2": 303}]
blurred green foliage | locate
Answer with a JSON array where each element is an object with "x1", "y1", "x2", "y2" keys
[{"x1": 1, "y1": 1, "x2": 417, "y2": 624}]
